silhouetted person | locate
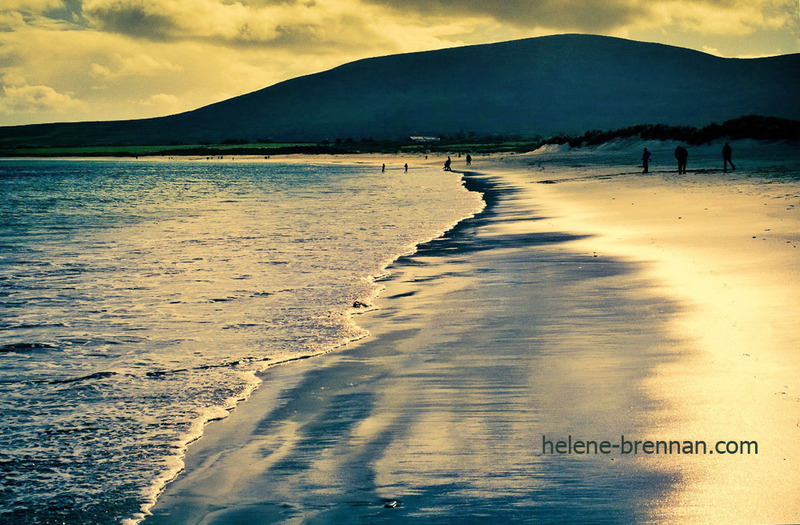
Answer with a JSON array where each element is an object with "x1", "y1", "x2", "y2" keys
[
  {"x1": 382, "y1": 163, "x2": 385, "y2": 173},
  {"x1": 722, "y1": 142, "x2": 735, "y2": 172},
  {"x1": 466, "y1": 154, "x2": 472, "y2": 166},
  {"x1": 443, "y1": 156, "x2": 452, "y2": 171},
  {"x1": 674, "y1": 146, "x2": 688, "y2": 174},
  {"x1": 404, "y1": 163, "x2": 408, "y2": 173},
  {"x1": 641, "y1": 148, "x2": 651, "y2": 174}
]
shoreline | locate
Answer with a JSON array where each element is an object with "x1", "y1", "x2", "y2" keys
[
  {"x1": 134, "y1": 166, "x2": 490, "y2": 524},
  {"x1": 144, "y1": 166, "x2": 679, "y2": 523},
  {"x1": 120, "y1": 159, "x2": 484, "y2": 524},
  {"x1": 145, "y1": 151, "x2": 800, "y2": 524}
]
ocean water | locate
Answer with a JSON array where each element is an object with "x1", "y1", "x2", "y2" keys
[{"x1": 0, "y1": 158, "x2": 483, "y2": 524}]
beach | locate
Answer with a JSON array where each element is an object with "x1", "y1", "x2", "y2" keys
[
  {"x1": 3, "y1": 10, "x2": 799, "y2": 524},
  {"x1": 145, "y1": 144, "x2": 800, "y2": 524},
  {"x1": 506, "y1": 144, "x2": 800, "y2": 521}
]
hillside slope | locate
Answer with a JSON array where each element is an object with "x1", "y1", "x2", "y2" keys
[{"x1": 2, "y1": 34, "x2": 799, "y2": 147}]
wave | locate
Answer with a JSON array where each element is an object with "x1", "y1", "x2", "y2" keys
[{"x1": 133, "y1": 170, "x2": 487, "y2": 524}]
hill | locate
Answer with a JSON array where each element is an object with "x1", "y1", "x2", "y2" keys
[{"x1": 1, "y1": 34, "x2": 799, "y2": 148}]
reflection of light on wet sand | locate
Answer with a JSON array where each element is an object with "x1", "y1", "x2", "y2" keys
[
  {"x1": 146, "y1": 159, "x2": 796, "y2": 523},
  {"x1": 512, "y1": 166, "x2": 800, "y2": 523},
  {"x1": 347, "y1": 183, "x2": 682, "y2": 518},
  {"x1": 355, "y1": 257, "x2": 551, "y2": 499}
]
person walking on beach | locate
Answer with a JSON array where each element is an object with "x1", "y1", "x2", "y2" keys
[
  {"x1": 382, "y1": 163, "x2": 385, "y2": 173},
  {"x1": 722, "y1": 142, "x2": 735, "y2": 172},
  {"x1": 641, "y1": 147, "x2": 651, "y2": 174},
  {"x1": 674, "y1": 146, "x2": 688, "y2": 174},
  {"x1": 443, "y1": 156, "x2": 452, "y2": 171},
  {"x1": 466, "y1": 154, "x2": 472, "y2": 166},
  {"x1": 404, "y1": 163, "x2": 408, "y2": 173}
]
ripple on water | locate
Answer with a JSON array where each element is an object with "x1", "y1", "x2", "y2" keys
[{"x1": 0, "y1": 158, "x2": 483, "y2": 523}]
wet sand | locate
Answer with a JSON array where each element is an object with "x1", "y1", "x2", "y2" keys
[
  {"x1": 145, "y1": 148, "x2": 800, "y2": 524},
  {"x1": 499, "y1": 145, "x2": 800, "y2": 522}
]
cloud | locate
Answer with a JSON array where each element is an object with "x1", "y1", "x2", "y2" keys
[
  {"x1": 701, "y1": 45, "x2": 722, "y2": 56},
  {"x1": 0, "y1": 1, "x2": 84, "y2": 31},
  {"x1": 362, "y1": 0, "x2": 648, "y2": 32},
  {"x1": 0, "y1": 83, "x2": 87, "y2": 114},
  {"x1": 90, "y1": 53, "x2": 182, "y2": 79},
  {"x1": 363, "y1": 0, "x2": 795, "y2": 36},
  {"x1": 0, "y1": 11, "x2": 28, "y2": 31},
  {"x1": 651, "y1": 0, "x2": 792, "y2": 35},
  {"x1": 81, "y1": 0, "x2": 179, "y2": 40},
  {"x1": 137, "y1": 92, "x2": 183, "y2": 114},
  {"x1": 78, "y1": 0, "x2": 471, "y2": 50},
  {"x1": 24, "y1": 0, "x2": 798, "y2": 54},
  {"x1": 1, "y1": 0, "x2": 63, "y2": 11},
  {"x1": 81, "y1": 0, "x2": 368, "y2": 46},
  {"x1": 140, "y1": 92, "x2": 177, "y2": 106}
]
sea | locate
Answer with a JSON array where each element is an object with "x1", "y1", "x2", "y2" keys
[{"x1": 0, "y1": 157, "x2": 483, "y2": 524}]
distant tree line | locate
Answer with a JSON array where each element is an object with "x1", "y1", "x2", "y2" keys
[
  {"x1": 542, "y1": 115, "x2": 800, "y2": 149},
  {"x1": 3, "y1": 115, "x2": 798, "y2": 157}
]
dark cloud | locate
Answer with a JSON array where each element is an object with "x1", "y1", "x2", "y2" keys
[
  {"x1": 83, "y1": 3, "x2": 179, "y2": 40},
  {"x1": 363, "y1": 0, "x2": 647, "y2": 32},
  {"x1": 43, "y1": 0, "x2": 88, "y2": 26},
  {"x1": 72, "y1": 0, "x2": 396, "y2": 50}
]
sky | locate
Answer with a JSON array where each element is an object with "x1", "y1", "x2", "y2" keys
[{"x1": 1, "y1": 0, "x2": 798, "y2": 127}]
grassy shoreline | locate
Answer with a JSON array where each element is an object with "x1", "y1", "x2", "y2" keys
[{"x1": 2, "y1": 115, "x2": 797, "y2": 158}]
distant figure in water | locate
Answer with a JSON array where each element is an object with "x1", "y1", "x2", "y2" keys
[
  {"x1": 382, "y1": 163, "x2": 385, "y2": 173},
  {"x1": 404, "y1": 163, "x2": 408, "y2": 173},
  {"x1": 443, "y1": 156, "x2": 452, "y2": 171},
  {"x1": 466, "y1": 154, "x2": 472, "y2": 166},
  {"x1": 641, "y1": 147, "x2": 651, "y2": 173},
  {"x1": 722, "y1": 142, "x2": 735, "y2": 172},
  {"x1": 674, "y1": 146, "x2": 688, "y2": 174}
]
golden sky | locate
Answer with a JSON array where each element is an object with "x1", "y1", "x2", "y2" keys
[{"x1": 1, "y1": 0, "x2": 798, "y2": 126}]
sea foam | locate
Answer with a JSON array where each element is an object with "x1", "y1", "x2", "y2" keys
[{"x1": 0, "y1": 158, "x2": 483, "y2": 523}]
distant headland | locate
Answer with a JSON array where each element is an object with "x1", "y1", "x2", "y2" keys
[{"x1": 1, "y1": 34, "x2": 799, "y2": 155}]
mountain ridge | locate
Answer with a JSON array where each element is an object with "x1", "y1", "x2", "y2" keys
[{"x1": 2, "y1": 34, "x2": 799, "y2": 148}]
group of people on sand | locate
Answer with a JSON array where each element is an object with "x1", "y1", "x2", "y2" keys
[
  {"x1": 379, "y1": 152, "x2": 473, "y2": 174},
  {"x1": 443, "y1": 153, "x2": 470, "y2": 171},
  {"x1": 379, "y1": 152, "x2": 478, "y2": 173},
  {"x1": 382, "y1": 163, "x2": 409, "y2": 173},
  {"x1": 641, "y1": 142, "x2": 736, "y2": 174}
]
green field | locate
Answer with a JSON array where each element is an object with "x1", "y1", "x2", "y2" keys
[{"x1": 0, "y1": 142, "x2": 322, "y2": 157}]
